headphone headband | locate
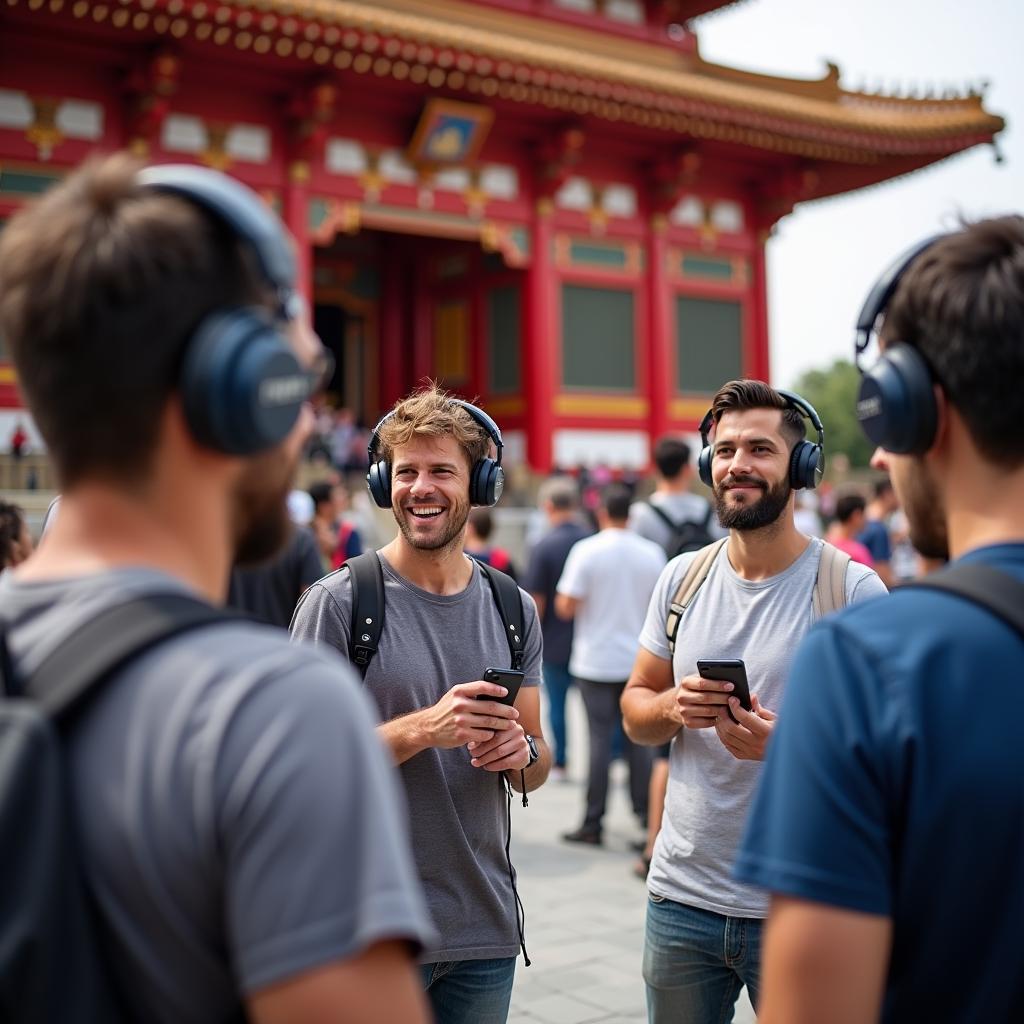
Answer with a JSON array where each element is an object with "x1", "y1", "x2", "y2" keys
[
  {"x1": 138, "y1": 164, "x2": 297, "y2": 318},
  {"x1": 698, "y1": 389, "x2": 824, "y2": 451},
  {"x1": 854, "y1": 234, "x2": 945, "y2": 368},
  {"x1": 367, "y1": 399, "x2": 503, "y2": 465}
]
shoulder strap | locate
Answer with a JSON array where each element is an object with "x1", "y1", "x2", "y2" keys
[
  {"x1": 646, "y1": 500, "x2": 680, "y2": 532},
  {"x1": 24, "y1": 592, "x2": 228, "y2": 722},
  {"x1": 905, "y1": 563, "x2": 1024, "y2": 641},
  {"x1": 478, "y1": 562, "x2": 525, "y2": 670},
  {"x1": 812, "y1": 542, "x2": 852, "y2": 619},
  {"x1": 665, "y1": 538, "x2": 728, "y2": 653},
  {"x1": 346, "y1": 551, "x2": 385, "y2": 678}
]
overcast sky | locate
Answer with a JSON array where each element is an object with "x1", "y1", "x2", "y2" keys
[{"x1": 695, "y1": 0, "x2": 1022, "y2": 388}]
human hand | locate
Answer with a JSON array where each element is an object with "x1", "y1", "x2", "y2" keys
[
  {"x1": 676, "y1": 672, "x2": 734, "y2": 729},
  {"x1": 422, "y1": 680, "x2": 520, "y2": 750},
  {"x1": 468, "y1": 722, "x2": 530, "y2": 772},
  {"x1": 714, "y1": 694, "x2": 777, "y2": 760}
]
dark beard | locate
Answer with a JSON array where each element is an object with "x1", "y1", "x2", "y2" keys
[
  {"x1": 232, "y1": 452, "x2": 296, "y2": 567},
  {"x1": 902, "y1": 458, "x2": 949, "y2": 561},
  {"x1": 714, "y1": 474, "x2": 792, "y2": 532}
]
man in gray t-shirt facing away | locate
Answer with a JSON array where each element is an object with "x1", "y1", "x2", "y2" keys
[
  {"x1": 0, "y1": 158, "x2": 434, "y2": 1024},
  {"x1": 621, "y1": 380, "x2": 886, "y2": 1024},
  {"x1": 291, "y1": 385, "x2": 550, "y2": 1024}
]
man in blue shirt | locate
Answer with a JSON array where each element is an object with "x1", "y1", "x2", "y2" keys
[
  {"x1": 523, "y1": 476, "x2": 591, "y2": 780},
  {"x1": 737, "y1": 217, "x2": 1024, "y2": 1023}
]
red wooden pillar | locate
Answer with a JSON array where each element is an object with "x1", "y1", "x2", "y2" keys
[
  {"x1": 647, "y1": 214, "x2": 672, "y2": 447},
  {"x1": 749, "y1": 224, "x2": 772, "y2": 383},
  {"x1": 412, "y1": 240, "x2": 433, "y2": 385},
  {"x1": 282, "y1": 161, "x2": 312, "y2": 309},
  {"x1": 379, "y1": 243, "x2": 406, "y2": 412},
  {"x1": 524, "y1": 199, "x2": 555, "y2": 473}
]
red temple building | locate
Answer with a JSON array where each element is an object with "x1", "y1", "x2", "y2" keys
[{"x1": 0, "y1": 0, "x2": 1004, "y2": 472}]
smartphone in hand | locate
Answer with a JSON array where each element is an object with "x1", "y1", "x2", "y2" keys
[
  {"x1": 477, "y1": 667, "x2": 525, "y2": 707},
  {"x1": 696, "y1": 659, "x2": 751, "y2": 724}
]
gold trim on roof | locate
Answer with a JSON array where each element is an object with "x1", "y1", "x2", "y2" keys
[{"x1": 15, "y1": 0, "x2": 1003, "y2": 162}]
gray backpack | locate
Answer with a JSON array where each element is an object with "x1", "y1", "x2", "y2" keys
[{"x1": 0, "y1": 593, "x2": 228, "y2": 1022}]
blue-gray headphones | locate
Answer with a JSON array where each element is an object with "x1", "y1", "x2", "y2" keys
[
  {"x1": 366, "y1": 399, "x2": 505, "y2": 509},
  {"x1": 139, "y1": 164, "x2": 311, "y2": 456},
  {"x1": 854, "y1": 235, "x2": 946, "y2": 455}
]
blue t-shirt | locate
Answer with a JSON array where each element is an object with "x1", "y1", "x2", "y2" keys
[
  {"x1": 736, "y1": 543, "x2": 1024, "y2": 1022},
  {"x1": 522, "y1": 520, "x2": 590, "y2": 666},
  {"x1": 857, "y1": 517, "x2": 892, "y2": 563}
]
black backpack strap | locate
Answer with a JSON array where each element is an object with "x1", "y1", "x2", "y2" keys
[
  {"x1": 905, "y1": 563, "x2": 1024, "y2": 641},
  {"x1": 479, "y1": 562, "x2": 525, "y2": 670},
  {"x1": 24, "y1": 592, "x2": 229, "y2": 722},
  {"x1": 646, "y1": 500, "x2": 680, "y2": 532},
  {"x1": 346, "y1": 551, "x2": 385, "y2": 678}
]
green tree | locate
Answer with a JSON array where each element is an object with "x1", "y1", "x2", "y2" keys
[{"x1": 791, "y1": 359, "x2": 875, "y2": 469}]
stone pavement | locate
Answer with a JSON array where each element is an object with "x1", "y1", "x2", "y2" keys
[{"x1": 508, "y1": 688, "x2": 756, "y2": 1024}]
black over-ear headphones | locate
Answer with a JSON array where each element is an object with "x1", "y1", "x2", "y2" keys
[
  {"x1": 138, "y1": 164, "x2": 312, "y2": 456},
  {"x1": 698, "y1": 388, "x2": 825, "y2": 490},
  {"x1": 854, "y1": 234, "x2": 946, "y2": 455},
  {"x1": 366, "y1": 399, "x2": 505, "y2": 509}
]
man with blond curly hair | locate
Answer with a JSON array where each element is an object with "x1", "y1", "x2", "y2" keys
[{"x1": 292, "y1": 385, "x2": 550, "y2": 1024}]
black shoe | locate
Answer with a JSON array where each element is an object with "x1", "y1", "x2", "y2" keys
[{"x1": 562, "y1": 826, "x2": 602, "y2": 846}]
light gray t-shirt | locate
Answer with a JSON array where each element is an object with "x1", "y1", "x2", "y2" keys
[
  {"x1": 639, "y1": 537, "x2": 888, "y2": 918},
  {"x1": 290, "y1": 553, "x2": 543, "y2": 963},
  {"x1": 0, "y1": 567, "x2": 434, "y2": 1024}
]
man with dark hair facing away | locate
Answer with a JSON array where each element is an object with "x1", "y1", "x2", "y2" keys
[
  {"x1": 291, "y1": 385, "x2": 550, "y2": 1024},
  {"x1": 621, "y1": 379, "x2": 885, "y2": 1022},
  {"x1": 0, "y1": 156, "x2": 434, "y2": 1024},
  {"x1": 523, "y1": 475, "x2": 590, "y2": 782},
  {"x1": 628, "y1": 435, "x2": 715, "y2": 557},
  {"x1": 738, "y1": 217, "x2": 1024, "y2": 1023},
  {"x1": 557, "y1": 483, "x2": 666, "y2": 846}
]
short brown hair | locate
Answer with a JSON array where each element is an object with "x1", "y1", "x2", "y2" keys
[
  {"x1": 0, "y1": 153, "x2": 264, "y2": 488},
  {"x1": 376, "y1": 384, "x2": 492, "y2": 470},
  {"x1": 710, "y1": 379, "x2": 806, "y2": 450},
  {"x1": 883, "y1": 216, "x2": 1024, "y2": 466}
]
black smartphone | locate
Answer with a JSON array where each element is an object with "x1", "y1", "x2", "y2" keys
[
  {"x1": 696, "y1": 659, "x2": 751, "y2": 724},
  {"x1": 478, "y1": 667, "x2": 525, "y2": 707}
]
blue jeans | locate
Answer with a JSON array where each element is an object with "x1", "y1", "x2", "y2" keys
[
  {"x1": 542, "y1": 662, "x2": 574, "y2": 767},
  {"x1": 643, "y1": 894, "x2": 761, "y2": 1024},
  {"x1": 419, "y1": 957, "x2": 516, "y2": 1024}
]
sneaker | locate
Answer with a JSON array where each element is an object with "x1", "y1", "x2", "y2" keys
[{"x1": 562, "y1": 826, "x2": 602, "y2": 846}]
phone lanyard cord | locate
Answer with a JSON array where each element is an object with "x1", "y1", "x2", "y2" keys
[{"x1": 503, "y1": 772, "x2": 531, "y2": 967}]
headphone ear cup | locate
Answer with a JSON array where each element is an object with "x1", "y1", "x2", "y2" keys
[
  {"x1": 181, "y1": 309, "x2": 302, "y2": 455},
  {"x1": 857, "y1": 343, "x2": 937, "y2": 455},
  {"x1": 788, "y1": 440, "x2": 823, "y2": 490},
  {"x1": 469, "y1": 458, "x2": 503, "y2": 507},
  {"x1": 697, "y1": 445, "x2": 714, "y2": 488},
  {"x1": 367, "y1": 460, "x2": 392, "y2": 509}
]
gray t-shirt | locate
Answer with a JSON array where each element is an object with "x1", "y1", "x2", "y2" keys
[
  {"x1": 638, "y1": 537, "x2": 888, "y2": 918},
  {"x1": 290, "y1": 553, "x2": 543, "y2": 963},
  {"x1": 0, "y1": 567, "x2": 434, "y2": 1024}
]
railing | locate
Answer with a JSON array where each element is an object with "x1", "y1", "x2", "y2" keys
[{"x1": 0, "y1": 454, "x2": 55, "y2": 492}]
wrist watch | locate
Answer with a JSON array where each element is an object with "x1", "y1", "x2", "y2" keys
[{"x1": 524, "y1": 734, "x2": 540, "y2": 768}]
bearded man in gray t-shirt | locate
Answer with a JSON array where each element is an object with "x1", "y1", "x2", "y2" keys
[
  {"x1": 291, "y1": 386, "x2": 550, "y2": 1024},
  {"x1": 621, "y1": 380, "x2": 887, "y2": 1024}
]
